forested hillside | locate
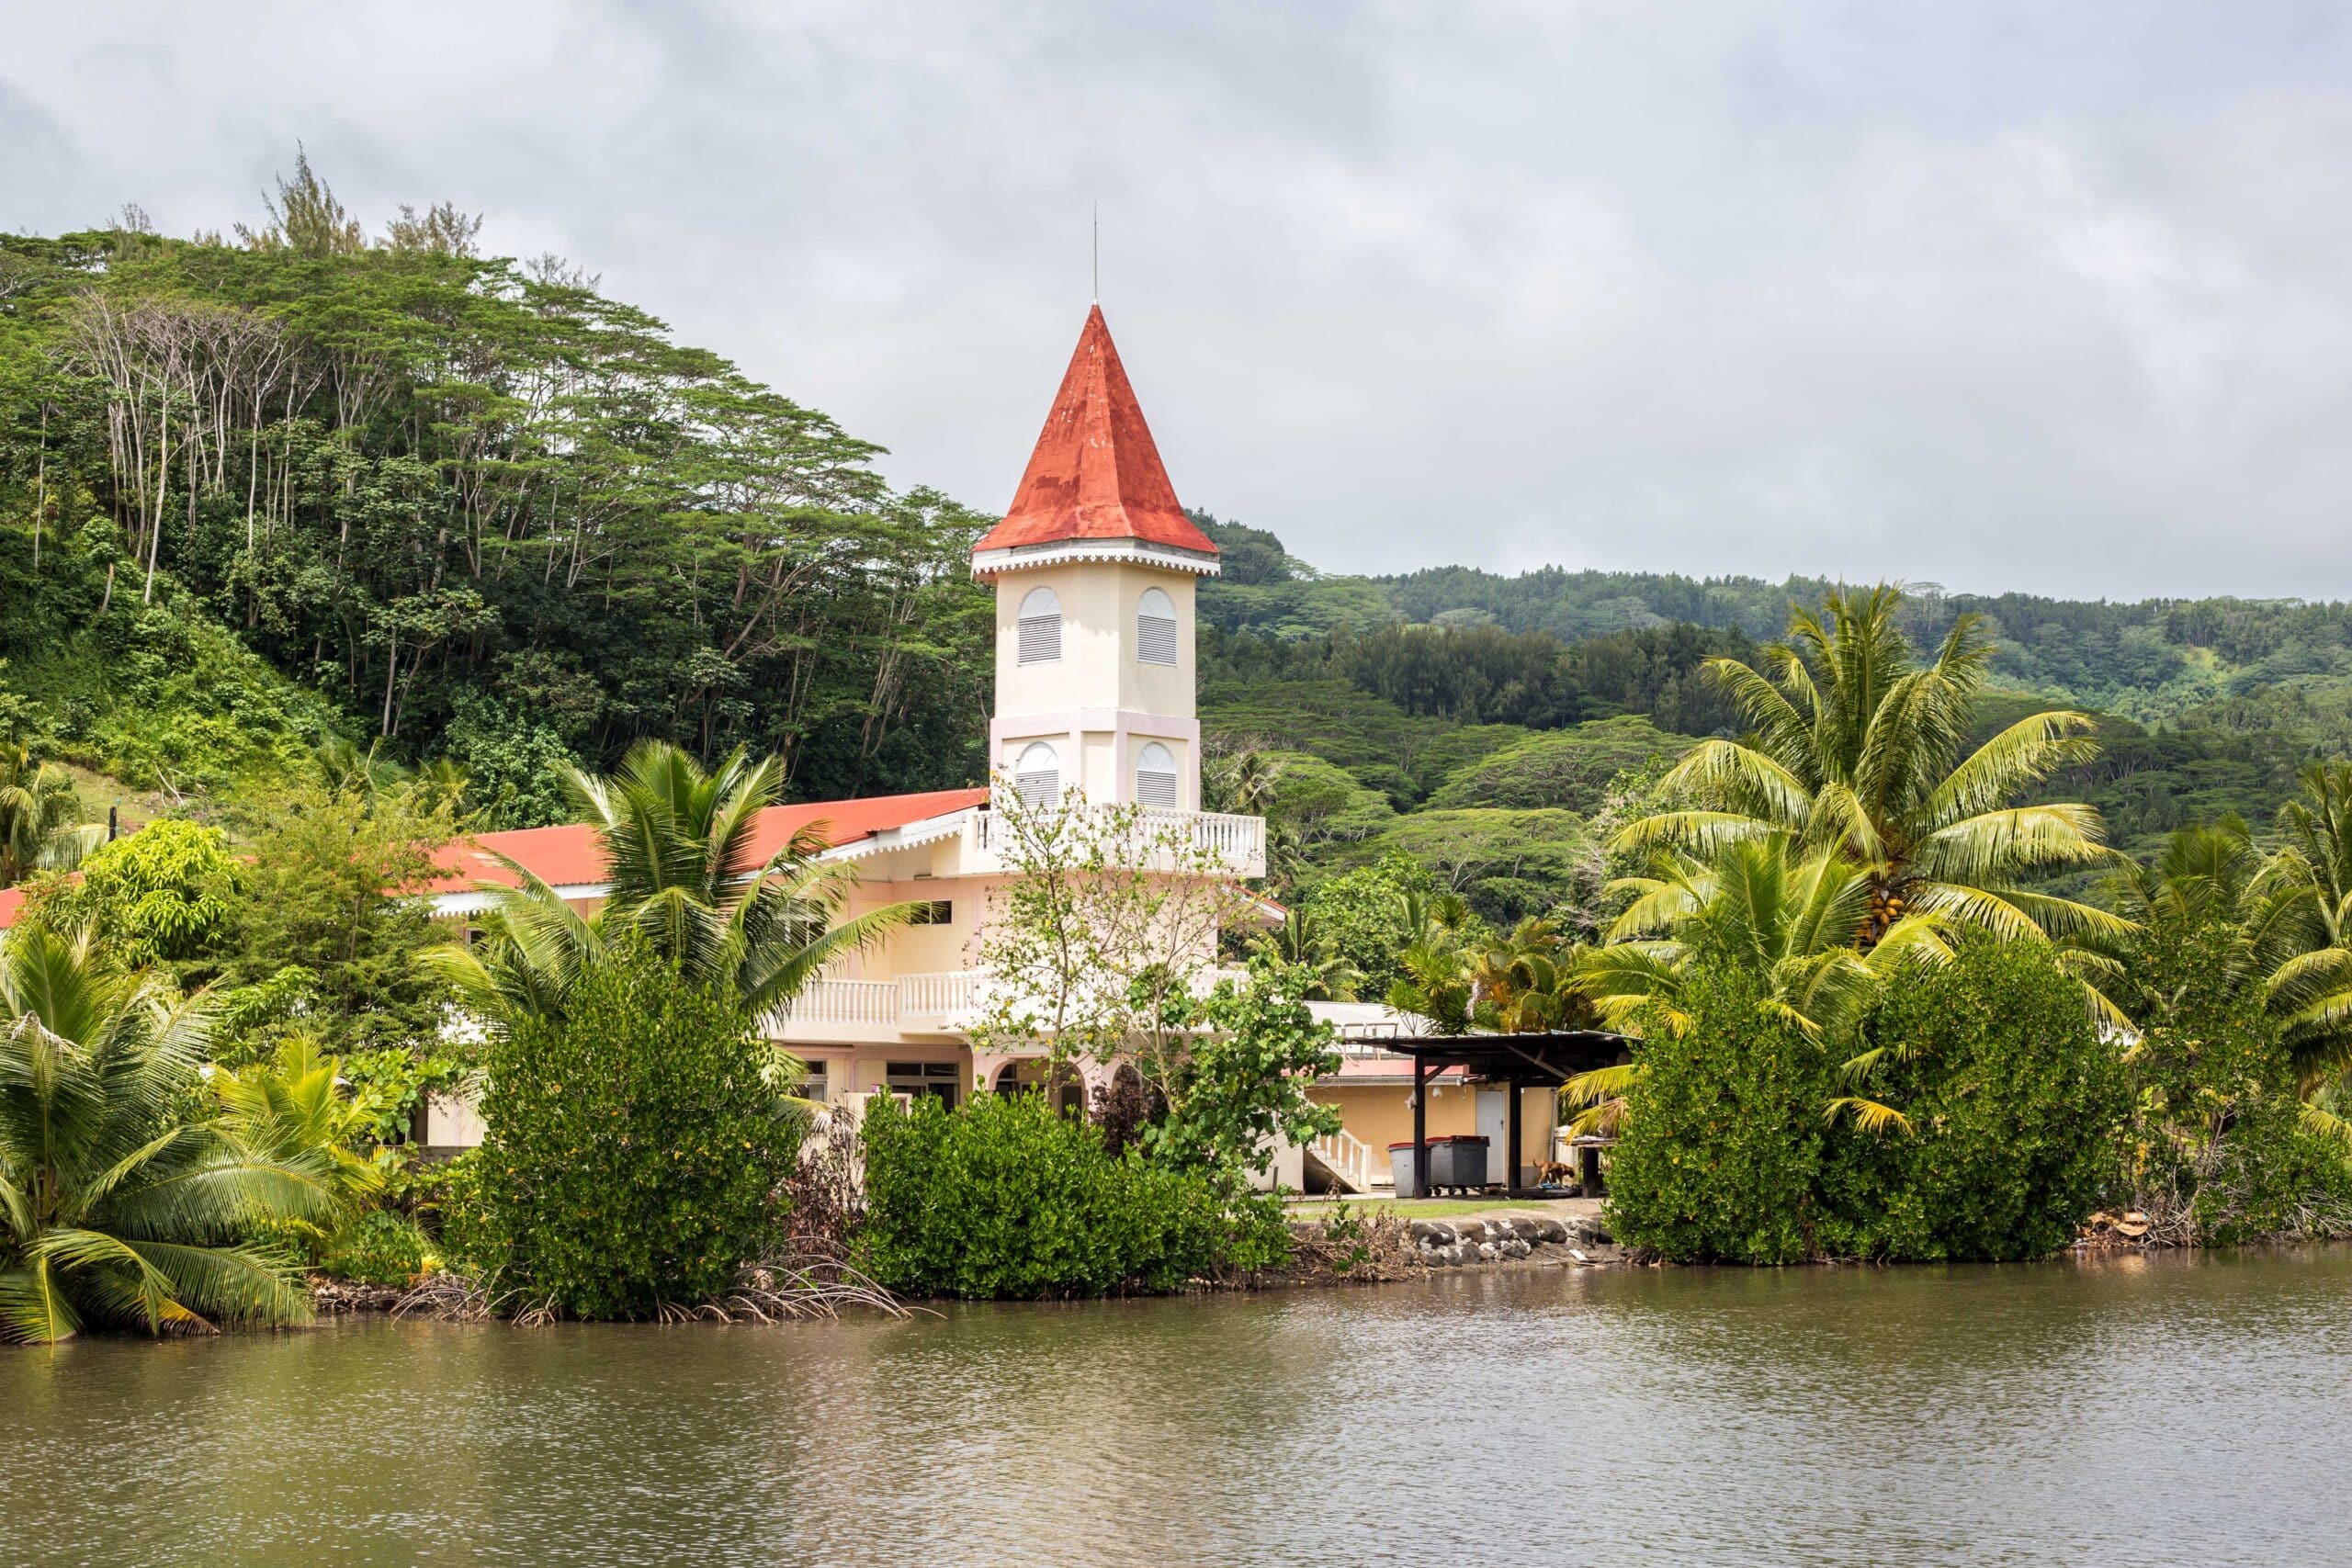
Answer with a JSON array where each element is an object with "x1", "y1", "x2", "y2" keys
[
  {"x1": 0, "y1": 160, "x2": 992, "y2": 828},
  {"x1": 3, "y1": 164, "x2": 2346, "y2": 928},
  {"x1": 1187, "y1": 514, "x2": 2352, "y2": 911}
]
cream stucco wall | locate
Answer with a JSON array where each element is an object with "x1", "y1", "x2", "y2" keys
[
  {"x1": 989, "y1": 560, "x2": 1201, "y2": 809},
  {"x1": 992, "y1": 562, "x2": 1197, "y2": 719},
  {"x1": 1312, "y1": 1081, "x2": 1559, "y2": 1181}
]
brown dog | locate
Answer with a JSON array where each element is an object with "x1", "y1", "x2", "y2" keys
[{"x1": 1535, "y1": 1159, "x2": 1576, "y2": 1187}]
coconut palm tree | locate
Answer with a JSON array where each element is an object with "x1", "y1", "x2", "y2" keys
[
  {"x1": 1616, "y1": 585, "x2": 2123, "y2": 949},
  {"x1": 442, "y1": 740, "x2": 914, "y2": 1027},
  {"x1": 0, "y1": 743, "x2": 100, "y2": 888},
  {"x1": 1254, "y1": 906, "x2": 1362, "y2": 1001},
  {"x1": 2091, "y1": 816, "x2": 2350, "y2": 1089},
  {"x1": 1578, "y1": 834, "x2": 1952, "y2": 1041},
  {"x1": 0, "y1": 927, "x2": 339, "y2": 1343},
  {"x1": 211, "y1": 1033, "x2": 390, "y2": 1208},
  {"x1": 2268, "y1": 761, "x2": 2352, "y2": 1078},
  {"x1": 1470, "y1": 917, "x2": 1590, "y2": 1033},
  {"x1": 1561, "y1": 835, "x2": 1954, "y2": 1136}
]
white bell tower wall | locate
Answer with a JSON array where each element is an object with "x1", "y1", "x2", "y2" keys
[{"x1": 986, "y1": 556, "x2": 1202, "y2": 810}]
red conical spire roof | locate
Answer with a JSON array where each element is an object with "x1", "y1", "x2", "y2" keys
[{"x1": 973, "y1": 305, "x2": 1219, "y2": 558}]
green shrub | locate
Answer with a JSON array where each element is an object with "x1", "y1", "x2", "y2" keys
[
  {"x1": 1603, "y1": 965, "x2": 1832, "y2": 1264},
  {"x1": 322, "y1": 1209, "x2": 433, "y2": 1287},
  {"x1": 475, "y1": 942, "x2": 804, "y2": 1318},
  {"x1": 1826, "y1": 938, "x2": 2130, "y2": 1261},
  {"x1": 858, "y1": 1091, "x2": 1289, "y2": 1298},
  {"x1": 404, "y1": 1149, "x2": 495, "y2": 1276},
  {"x1": 2123, "y1": 913, "x2": 2352, "y2": 1245}
]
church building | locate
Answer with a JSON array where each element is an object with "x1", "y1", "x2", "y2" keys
[{"x1": 420, "y1": 305, "x2": 1551, "y2": 1191}]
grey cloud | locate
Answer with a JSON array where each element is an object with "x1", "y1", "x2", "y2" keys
[{"x1": 7, "y1": 1, "x2": 2352, "y2": 599}]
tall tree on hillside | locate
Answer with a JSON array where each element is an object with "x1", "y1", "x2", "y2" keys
[
  {"x1": 1617, "y1": 584, "x2": 2124, "y2": 950},
  {"x1": 443, "y1": 739, "x2": 912, "y2": 1025}
]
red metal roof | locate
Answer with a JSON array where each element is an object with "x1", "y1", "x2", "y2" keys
[
  {"x1": 0, "y1": 886, "x2": 25, "y2": 931},
  {"x1": 424, "y1": 786, "x2": 989, "y2": 896},
  {"x1": 972, "y1": 305, "x2": 1219, "y2": 558}
]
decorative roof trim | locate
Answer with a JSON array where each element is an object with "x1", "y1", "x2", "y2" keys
[
  {"x1": 431, "y1": 882, "x2": 607, "y2": 916},
  {"x1": 820, "y1": 809, "x2": 978, "y2": 863},
  {"x1": 972, "y1": 539, "x2": 1221, "y2": 580}
]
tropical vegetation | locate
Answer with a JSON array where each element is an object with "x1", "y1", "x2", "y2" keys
[{"x1": 0, "y1": 928, "x2": 339, "y2": 1342}]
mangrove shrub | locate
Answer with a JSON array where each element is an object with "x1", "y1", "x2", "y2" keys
[
  {"x1": 476, "y1": 942, "x2": 801, "y2": 1318},
  {"x1": 858, "y1": 1091, "x2": 1288, "y2": 1298},
  {"x1": 1603, "y1": 965, "x2": 1832, "y2": 1265},
  {"x1": 1829, "y1": 937, "x2": 2129, "y2": 1261}
]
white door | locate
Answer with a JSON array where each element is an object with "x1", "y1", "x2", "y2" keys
[{"x1": 1475, "y1": 1089, "x2": 1509, "y2": 1187}]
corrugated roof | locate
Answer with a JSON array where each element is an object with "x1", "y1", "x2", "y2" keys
[{"x1": 972, "y1": 305, "x2": 1219, "y2": 558}]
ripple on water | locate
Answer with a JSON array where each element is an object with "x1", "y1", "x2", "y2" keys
[{"x1": 4, "y1": 1248, "x2": 2349, "y2": 1566}]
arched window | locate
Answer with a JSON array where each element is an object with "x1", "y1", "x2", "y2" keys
[
  {"x1": 1013, "y1": 741, "x2": 1061, "y2": 805},
  {"x1": 1017, "y1": 587, "x2": 1062, "y2": 665},
  {"x1": 1136, "y1": 741, "x2": 1179, "y2": 808},
  {"x1": 1136, "y1": 587, "x2": 1178, "y2": 666}
]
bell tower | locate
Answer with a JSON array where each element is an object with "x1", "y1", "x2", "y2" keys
[{"x1": 973, "y1": 305, "x2": 1220, "y2": 810}]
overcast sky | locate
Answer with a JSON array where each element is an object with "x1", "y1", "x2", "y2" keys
[{"x1": 8, "y1": 3, "x2": 2351, "y2": 601}]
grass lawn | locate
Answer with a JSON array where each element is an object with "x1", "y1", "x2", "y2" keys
[{"x1": 1285, "y1": 1197, "x2": 1577, "y2": 1221}]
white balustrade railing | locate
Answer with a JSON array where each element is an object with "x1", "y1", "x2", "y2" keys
[
  {"x1": 775, "y1": 978, "x2": 900, "y2": 1027},
  {"x1": 775, "y1": 964, "x2": 1260, "y2": 1037},
  {"x1": 898, "y1": 970, "x2": 985, "y2": 1017},
  {"x1": 969, "y1": 804, "x2": 1264, "y2": 870}
]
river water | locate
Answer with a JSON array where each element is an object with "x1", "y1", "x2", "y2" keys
[{"x1": 5, "y1": 1248, "x2": 2349, "y2": 1566}]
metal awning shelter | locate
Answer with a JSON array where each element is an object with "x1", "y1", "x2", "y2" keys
[{"x1": 1383, "y1": 1032, "x2": 1630, "y2": 1196}]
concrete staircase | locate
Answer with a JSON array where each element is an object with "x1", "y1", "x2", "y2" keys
[{"x1": 1303, "y1": 1126, "x2": 1388, "y2": 1195}]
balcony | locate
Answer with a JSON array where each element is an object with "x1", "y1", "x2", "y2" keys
[
  {"x1": 767, "y1": 966, "x2": 1253, "y2": 1045},
  {"x1": 966, "y1": 804, "x2": 1265, "y2": 878}
]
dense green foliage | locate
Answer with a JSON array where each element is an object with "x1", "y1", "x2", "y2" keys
[
  {"x1": 0, "y1": 928, "x2": 335, "y2": 1342},
  {"x1": 1607, "y1": 942, "x2": 2134, "y2": 1264},
  {"x1": 1143, "y1": 963, "x2": 1343, "y2": 1180},
  {"x1": 857, "y1": 1092, "x2": 1289, "y2": 1299},
  {"x1": 473, "y1": 941, "x2": 803, "y2": 1319},
  {"x1": 1, "y1": 173, "x2": 992, "y2": 805},
  {"x1": 1603, "y1": 967, "x2": 1833, "y2": 1266},
  {"x1": 2103, "y1": 835, "x2": 2352, "y2": 1244},
  {"x1": 1830, "y1": 939, "x2": 2130, "y2": 1261},
  {"x1": 29, "y1": 818, "x2": 244, "y2": 979}
]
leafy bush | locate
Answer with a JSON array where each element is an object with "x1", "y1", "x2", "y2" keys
[
  {"x1": 26, "y1": 818, "x2": 244, "y2": 979},
  {"x1": 1144, "y1": 962, "x2": 1342, "y2": 1181},
  {"x1": 475, "y1": 942, "x2": 805, "y2": 1318},
  {"x1": 322, "y1": 1210, "x2": 434, "y2": 1287},
  {"x1": 2122, "y1": 913, "x2": 2352, "y2": 1245},
  {"x1": 1603, "y1": 965, "x2": 1833, "y2": 1265},
  {"x1": 858, "y1": 1091, "x2": 1289, "y2": 1299},
  {"x1": 1826, "y1": 938, "x2": 2130, "y2": 1261},
  {"x1": 402, "y1": 1149, "x2": 495, "y2": 1275}
]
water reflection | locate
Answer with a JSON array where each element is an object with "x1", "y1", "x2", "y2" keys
[{"x1": 4, "y1": 1250, "x2": 2346, "y2": 1565}]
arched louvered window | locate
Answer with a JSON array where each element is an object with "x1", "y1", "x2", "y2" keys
[
  {"x1": 1136, "y1": 587, "x2": 1178, "y2": 666},
  {"x1": 1136, "y1": 742, "x2": 1179, "y2": 808},
  {"x1": 1013, "y1": 741, "x2": 1062, "y2": 805},
  {"x1": 1017, "y1": 587, "x2": 1062, "y2": 665}
]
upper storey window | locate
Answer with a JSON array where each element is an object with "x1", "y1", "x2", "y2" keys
[
  {"x1": 1017, "y1": 587, "x2": 1063, "y2": 665},
  {"x1": 1136, "y1": 588, "x2": 1178, "y2": 666}
]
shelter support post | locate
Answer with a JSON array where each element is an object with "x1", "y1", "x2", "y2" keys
[
  {"x1": 1413, "y1": 1057, "x2": 1430, "y2": 1199},
  {"x1": 1506, "y1": 1080, "x2": 1522, "y2": 1192}
]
